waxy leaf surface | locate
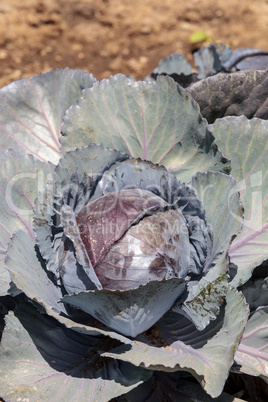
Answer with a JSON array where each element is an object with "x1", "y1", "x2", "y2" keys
[
  {"x1": 0, "y1": 303, "x2": 149, "y2": 402},
  {"x1": 61, "y1": 74, "x2": 229, "y2": 182},
  {"x1": 0, "y1": 68, "x2": 96, "y2": 163},
  {"x1": 194, "y1": 43, "x2": 232, "y2": 78},
  {"x1": 62, "y1": 277, "x2": 186, "y2": 338},
  {"x1": 0, "y1": 150, "x2": 53, "y2": 296},
  {"x1": 5, "y1": 229, "x2": 133, "y2": 342},
  {"x1": 173, "y1": 172, "x2": 243, "y2": 329},
  {"x1": 152, "y1": 53, "x2": 192, "y2": 75},
  {"x1": 103, "y1": 287, "x2": 249, "y2": 398},
  {"x1": 210, "y1": 116, "x2": 268, "y2": 286}
]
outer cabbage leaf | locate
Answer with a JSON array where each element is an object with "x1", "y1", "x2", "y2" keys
[
  {"x1": 235, "y1": 55, "x2": 268, "y2": 71},
  {"x1": 149, "y1": 53, "x2": 197, "y2": 89},
  {"x1": 233, "y1": 278, "x2": 268, "y2": 382},
  {"x1": 0, "y1": 303, "x2": 150, "y2": 402},
  {"x1": 0, "y1": 267, "x2": 11, "y2": 297},
  {"x1": 194, "y1": 43, "x2": 233, "y2": 78},
  {"x1": 222, "y1": 48, "x2": 268, "y2": 70},
  {"x1": 149, "y1": 291, "x2": 230, "y2": 350},
  {"x1": 209, "y1": 116, "x2": 268, "y2": 286},
  {"x1": 5, "y1": 230, "x2": 67, "y2": 316},
  {"x1": 194, "y1": 43, "x2": 268, "y2": 78},
  {"x1": 4, "y1": 229, "x2": 132, "y2": 344},
  {"x1": 0, "y1": 150, "x2": 54, "y2": 296},
  {"x1": 235, "y1": 310, "x2": 268, "y2": 379},
  {"x1": 61, "y1": 74, "x2": 230, "y2": 182},
  {"x1": 62, "y1": 277, "x2": 186, "y2": 338},
  {"x1": 172, "y1": 172, "x2": 243, "y2": 329},
  {"x1": 172, "y1": 253, "x2": 229, "y2": 330},
  {"x1": 188, "y1": 69, "x2": 268, "y2": 124},
  {"x1": 170, "y1": 378, "x2": 245, "y2": 402},
  {"x1": 192, "y1": 172, "x2": 243, "y2": 265},
  {"x1": 0, "y1": 68, "x2": 96, "y2": 163},
  {"x1": 152, "y1": 53, "x2": 192, "y2": 75},
  {"x1": 103, "y1": 287, "x2": 249, "y2": 398},
  {"x1": 151, "y1": 72, "x2": 198, "y2": 89}
]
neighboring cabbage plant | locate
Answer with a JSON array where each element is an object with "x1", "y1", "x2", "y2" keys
[{"x1": 0, "y1": 44, "x2": 267, "y2": 401}]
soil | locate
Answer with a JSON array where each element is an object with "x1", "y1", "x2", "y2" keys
[{"x1": 0, "y1": 0, "x2": 268, "y2": 88}]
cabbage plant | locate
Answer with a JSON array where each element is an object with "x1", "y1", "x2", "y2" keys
[{"x1": 0, "y1": 44, "x2": 267, "y2": 401}]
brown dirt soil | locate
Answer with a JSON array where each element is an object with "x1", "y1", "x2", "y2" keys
[{"x1": 0, "y1": 0, "x2": 268, "y2": 88}]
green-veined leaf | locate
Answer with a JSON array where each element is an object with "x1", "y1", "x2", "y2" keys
[
  {"x1": 173, "y1": 172, "x2": 243, "y2": 329},
  {"x1": 103, "y1": 287, "x2": 249, "y2": 398},
  {"x1": 0, "y1": 150, "x2": 54, "y2": 296},
  {"x1": 0, "y1": 303, "x2": 149, "y2": 402},
  {"x1": 0, "y1": 68, "x2": 96, "y2": 163},
  {"x1": 209, "y1": 116, "x2": 268, "y2": 286},
  {"x1": 61, "y1": 74, "x2": 229, "y2": 182}
]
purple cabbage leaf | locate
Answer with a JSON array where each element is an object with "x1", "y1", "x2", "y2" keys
[{"x1": 188, "y1": 69, "x2": 268, "y2": 124}]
